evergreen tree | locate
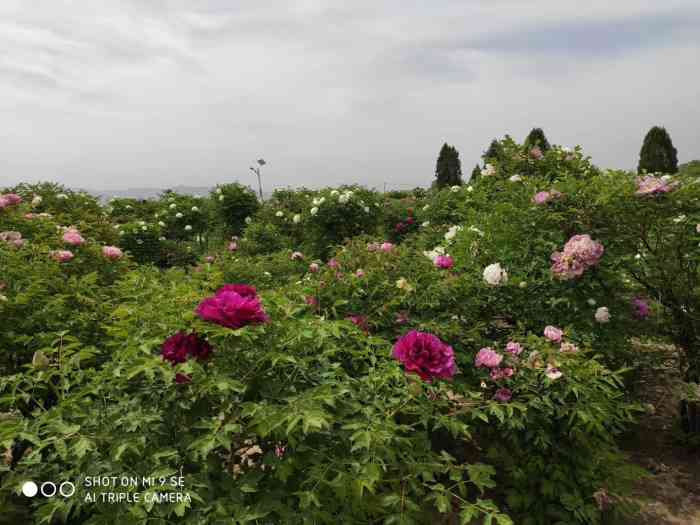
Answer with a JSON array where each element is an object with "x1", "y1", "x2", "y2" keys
[
  {"x1": 638, "y1": 126, "x2": 678, "y2": 174},
  {"x1": 434, "y1": 143, "x2": 463, "y2": 188},
  {"x1": 483, "y1": 139, "x2": 503, "y2": 162},
  {"x1": 524, "y1": 128, "x2": 551, "y2": 152},
  {"x1": 470, "y1": 164, "x2": 481, "y2": 183}
]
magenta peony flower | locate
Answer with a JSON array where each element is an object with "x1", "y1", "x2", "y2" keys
[
  {"x1": 305, "y1": 295, "x2": 318, "y2": 307},
  {"x1": 551, "y1": 234, "x2": 604, "y2": 280},
  {"x1": 490, "y1": 367, "x2": 515, "y2": 381},
  {"x1": 309, "y1": 262, "x2": 320, "y2": 273},
  {"x1": 345, "y1": 314, "x2": 369, "y2": 333},
  {"x1": 493, "y1": 388, "x2": 512, "y2": 402},
  {"x1": 216, "y1": 283, "x2": 258, "y2": 298},
  {"x1": 196, "y1": 285, "x2": 269, "y2": 329},
  {"x1": 544, "y1": 325, "x2": 563, "y2": 343},
  {"x1": 175, "y1": 373, "x2": 192, "y2": 384},
  {"x1": 560, "y1": 342, "x2": 579, "y2": 353},
  {"x1": 392, "y1": 330, "x2": 456, "y2": 382},
  {"x1": 161, "y1": 331, "x2": 213, "y2": 364},
  {"x1": 505, "y1": 341, "x2": 524, "y2": 355},
  {"x1": 635, "y1": 175, "x2": 677, "y2": 196},
  {"x1": 102, "y1": 246, "x2": 123, "y2": 260},
  {"x1": 62, "y1": 228, "x2": 85, "y2": 246},
  {"x1": 380, "y1": 242, "x2": 395, "y2": 253},
  {"x1": 434, "y1": 255, "x2": 454, "y2": 270},
  {"x1": 475, "y1": 347, "x2": 503, "y2": 368},
  {"x1": 50, "y1": 250, "x2": 74, "y2": 263},
  {"x1": 632, "y1": 297, "x2": 650, "y2": 319}
]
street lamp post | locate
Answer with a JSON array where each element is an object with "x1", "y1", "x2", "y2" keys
[{"x1": 249, "y1": 158, "x2": 266, "y2": 201}]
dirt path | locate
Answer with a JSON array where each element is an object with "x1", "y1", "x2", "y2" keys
[{"x1": 620, "y1": 345, "x2": 700, "y2": 524}]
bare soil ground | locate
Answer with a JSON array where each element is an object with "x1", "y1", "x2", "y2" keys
[{"x1": 619, "y1": 344, "x2": 700, "y2": 524}]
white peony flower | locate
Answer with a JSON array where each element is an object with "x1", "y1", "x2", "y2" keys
[
  {"x1": 31, "y1": 195, "x2": 42, "y2": 206},
  {"x1": 138, "y1": 220, "x2": 145, "y2": 225},
  {"x1": 245, "y1": 216, "x2": 252, "y2": 224},
  {"x1": 483, "y1": 263, "x2": 508, "y2": 286},
  {"x1": 57, "y1": 193, "x2": 68, "y2": 199},
  {"x1": 595, "y1": 306, "x2": 610, "y2": 323},
  {"x1": 158, "y1": 221, "x2": 165, "y2": 227},
  {"x1": 159, "y1": 236, "x2": 166, "y2": 241},
  {"x1": 481, "y1": 164, "x2": 496, "y2": 177},
  {"x1": 191, "y1": 206, "x2": 199, "y2": 212},
  {"x1": 467, "y1": 186, "x2": 473, "y2": 192},
  {"x1": 176, "y1": 212, "x2": 183, "y2": 218},
  {"x1": 422, "y1": 221, "x2": 430, "y2": 227},
  {"x1": 141, "y1": 226, "x2": 147, "y2": 231},
  {"x1": 444, "y1": 225, "x2": 462, "y2": 241},
  {"x1": 310, "y1": 207, "x2": 319, "y2": 215},
  {"x1": 450, "y1": 185, "x2": 460, "y2": 193},
  {"x1": 275, "y1": 211, "x2": 284, "y2": 217},
  {"x1": 330, "y1": 190, "x2": 339, "y2": 197},
  {"x1": 216, "y1": 188, "x2": 222, "y2": 194},
  {"x1": 293, "y1": 214, "x2": 301, "y2": 223},
  {"x1": 587, "y1": 298, "x2": 596, "y2": 306},
  {"x1": 169, "y1": 203, "x2": 176, "y2": 209},
  {"x1": 185, "y1": 225, "x2": 192, "y2": 231},
  {"x1": 364, "y1": 206, "x2": 370, "y2": 213},
  {"x1": 673, "y1": 214, "x2": 686, "y2": 223},
  {"x1": 509, "y1": 174, "x2": 522, "y2": 182},
  {"x1": 422, "y1": 205, "x2": 430, "y2": 211},
  {"x1": 338, "y1": 193, "x2": 350, "y2": 204}
]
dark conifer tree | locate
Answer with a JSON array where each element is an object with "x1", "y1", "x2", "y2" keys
[
  {"x1": 470, "y1": 164, "x2": 481, "y2": 183},
  {"x1": 638, "y1": 126, "x2": 678, "y2": 174},
  {"x1": 524, "y1": 128, "x2": 551, "y2": 152},
  {"x1": 434, "y1": 143, "x2": 463, "y2": 188}
]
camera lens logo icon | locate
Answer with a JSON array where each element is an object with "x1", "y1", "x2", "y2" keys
[{"x1": 21, "y1": 481, "x2": 75, "y2": 498}]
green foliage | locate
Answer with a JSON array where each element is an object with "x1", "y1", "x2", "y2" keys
[
  {"x1": 435, "y1": 143, "x2": 463, "y2": 189},
  {"x1": 212, "y1": 184, "x2": 260, "y2": 237},
  {"x1": 638, "y1": 126, "x2": 678, "y2": 174}
]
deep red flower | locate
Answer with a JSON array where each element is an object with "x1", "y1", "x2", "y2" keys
[
  {"x1": 196, "y1": 286, "x2": 269, "y2": 329},
  {"x1": 161, "y1": 331, "x2": 213, "y2": 364},
  {"x1": 392, "y1": 330, "x2": 456, "y2": 382}
]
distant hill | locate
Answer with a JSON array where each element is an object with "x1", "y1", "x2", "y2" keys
[{"x1": 679, "y1": 160, "x2": 700, "y2": 177}]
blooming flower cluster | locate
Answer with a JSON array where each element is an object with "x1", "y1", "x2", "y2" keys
[
  {"x1": 532, "y1": 189, "x2": 563, "y2": 205},
  {"x1": 196, "y1": 284, "x2": 269, "y2": 329},
  {"x1": 62, "y1": 228, "x2": 86, "y2": 246},
  {"x1": 481, "y1": 163, "x2": 496, "y2": 177},
  {"x1": 392, "y1": 330, "x2": 456, "y2": 382},
  {"x1": 102, "y1": 246, "x2": 123, "y2": 260},
  {"x1": 635, "y1": 175, "x2": 678, "y2": 196},
  {"x1": 0, "y1": 231, "x2": 25, "y2": 248},
  {"x1": 50, "y1": 250, "x2": 74, "y2": 263},
  {"x1": 0, "y1": 193, "x2": 22, "y2": 210},
  {"x1": 550, "y1": 234, "x2": 604, "y2": 280}
]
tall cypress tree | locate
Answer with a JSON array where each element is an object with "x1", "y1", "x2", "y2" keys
[
  {"x1": 483, "y1": 139, "x2": 503, "y2": 162},
  {"x1": 524, "y1": 128, "x2": 551, "y2": 152},
  {"x1": 638, "y1": 126, "x2": 678, "y2": 174},
  {"x1": 470, "y1": 164, "x2": 481, "y2": 183},
  {"x1": 434, "y1": 143, "x2": 463, "y2": 188}
]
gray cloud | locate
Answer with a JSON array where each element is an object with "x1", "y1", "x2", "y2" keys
[{"x1": 0, "y1": 1, "x2": 698, "y2": 191}]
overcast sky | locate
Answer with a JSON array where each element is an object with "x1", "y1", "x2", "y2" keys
[{"x1": 1, "y1": 1, "x2": 698, "y2": 191}]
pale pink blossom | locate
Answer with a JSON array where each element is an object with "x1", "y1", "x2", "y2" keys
[{"x1": 544, "y1": 325, "x2": 563, "y2": 343}]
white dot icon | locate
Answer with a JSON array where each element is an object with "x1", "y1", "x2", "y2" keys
[{"x1": 22, "y1": 481, "x2": 38, "y2": 497}]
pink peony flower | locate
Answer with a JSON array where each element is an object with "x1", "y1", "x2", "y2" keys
[
  {"x1": 0, "y1": 193, "x2": 22, "y2": 209},
  {"x1": 0, "y1": 231, "x2": 24, "y2": 248},
  {"x1": 380, "y1": 242, "x2": 394, "y2": 253},
  {"x1": 632, "y1": 297, "x2": 650, "y2": 319},
  {"x1": 50, "y1": 250, "x2": 74, "y2": 263},
  {"x1": 560, "y1": 342, "x2": 579, "y2": 353},
  {"x1": 490, "y1": 367, "x2": 515, "y2": 381},
  {"x1": 102, "y1": 246, "x2": 123, "y2": 260},
  {"x1": 290, "y1": 251, "x2": 304, "y2": 261},
  {"x1": 205, "y1": 255, "x2": 215, "y2": 263},
  {"x1": 161, "y1": 331, "x2": 213, "y2": 365},
  {"x1": 305, "y1": 295, "x2": 318, "y2": 307},
  {"x1": 227, "y1": 241, "x2": 238, "y2": 252},
  {"x1": 328, "y1": 258, "x2": 340, "y2": 270},
  {"x1": 475, "y1": 347, "x2": 503, "y2": 368},
  {"x1": 62, "y1": 229, "x2": 85, "y2": 246},
  {"x1": 505, "y1": 341, "x2": 524, "y2": 355},
  {"x1": 545, "y1": 365, "x2": 562, "y2": 380},
  {"x1": 533, "y1": 191, "x2": 552, "y2": 205},
  {"x1": 355, "y1": 269, "x2": 365, "y2": 278},
  {"x1": 635, "y1": 175, "x2": 677, "y2": 196},
  {"x1": 551, "y1": 234, "x2": 604, "y2": 280},
  {"x1": 196, "y1": 285, "x2": 269, "y2": 329},
  {"x1": 544, "y1": 325, "x2": 563, "y2": 343},
  {"x1": 308, "y1": 262, "x2": 320, "y2": 273},
  {"x1": 392, "y1": 330, "x2": 456, "y2": 382},
  {"x1": 493, "y1": 388, "x2": 513, "y2": 402},
  {"x1": 434, "y1": 255, "x2": 454, "y2": 270},
  {"x1": 529, "y1": 146, "x2": 543, "y2": 160}
]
